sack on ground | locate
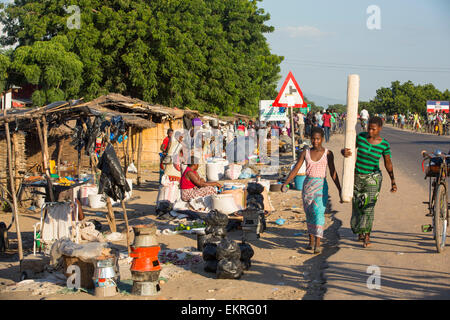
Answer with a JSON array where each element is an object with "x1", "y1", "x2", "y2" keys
[
  {"x1": 202, "y1": 243, "x2": 218, "y2": 261},
  {"x1": 247, "y1": 183, "x2": 264, "y2": 195},
  {"x1": 204, "y1": 260, "x2": 218, "y2": 273},
  {"x1": 216, "y1": 258, "x2": 243, "y2": 279},
  {"x1": 217, "y1": 239, "x2": 241, "y2": 261},
  {"x1": 205, "y1": 225, "x2": 227, "y2": 237},
  {"x1": 205, "y1": 210, "x2": 229, "y2": 227}
]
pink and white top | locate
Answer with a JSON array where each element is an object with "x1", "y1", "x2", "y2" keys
[{"x1": 305, "y1": 148, "x2": 328, "y2": 178}]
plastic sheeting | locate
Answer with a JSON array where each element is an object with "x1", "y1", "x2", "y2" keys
[
  {"x1": 50, "y1": 238, "x2": 110, "y2": 264},
  {"x1": 97, "y1": 144, "x2": 131, "y2": 201}
]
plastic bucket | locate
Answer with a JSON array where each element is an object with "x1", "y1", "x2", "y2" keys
[
  {"x1": 207, "y1": 162, "x2": 222, "y2": 182},
  {"x1": 89, "y1": 194, "x2": 106, "y2": 209},
  {"x1": 212, "y1": 194, "x2": 239, "y2": 214},
  {"x1": 80, "y1": 185, "x2": 98, "y2": 207},
  {"x1": 294, "y1": 175, "x2": 306, "y2": 191}
]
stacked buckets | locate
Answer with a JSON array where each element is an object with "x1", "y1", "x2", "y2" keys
[
  {"x1": 93, "y1": 256, "x2": 118, "y2": 297},
  {"x1": 130, "y1": 224, "x2": 161, "y2": 296}
]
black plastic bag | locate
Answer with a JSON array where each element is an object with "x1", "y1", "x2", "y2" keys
[
  {"x1": 156, "y1": 200, "x2": 173, "y2": 215},
  {"x1": 202, "y1": 243, "x2": 217, "y2": 261},
  {"x1": 204, "y1": 260, "x2": 218, "y2": 273},
  {"x1": 216, "y1": 259, "x2": 243, "y2": 279},
  {"x1": 97, "y1": 144, "x2": 130, "y2": 201},
  {"x1": 238, "y1": 243, "x2": 254, "y2": 261},
  {"x1": 205, "y1": 210, "x2": 229, "y2": 227},
  {"x1": 241, "y1": 260, "x2": 251, "y2": 271},
  {"x1": 247, "y1": 198, "x2": 264, "y2": 210},
  {"x1": 247, "y1": 183, "x2": 264, "y2": 195},
  {"x1": 217, "y1": 239, "x2": 241, "y2": 261},
  {"x1": 205, "y1": 225, "x2": 227, "y2": 237},
  {"x1": 85, "y1": 116, "x2": 102, "y2": 156},
  {"x1": 202, "y1": 233, "x2": 222, "y2": 246},
  {"x1": 246, "y1": 194, "x2": 264, "y2": 205}
]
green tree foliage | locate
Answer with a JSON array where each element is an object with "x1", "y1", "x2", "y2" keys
[
  {"x1": 9, "y1": 35, "x2": 83, "y2": 106},
  {"x1": 327, "y1": 103, "x2": 346, "y2": 113},
  {"x1": 0, "y1": 0, "x2": 282, "y2": 114},
  {"x1": 0, "y1": 51, "x2": 10, "y2": 93},
  {"x1": 369, "y1": 80, "x2": 448, "y2": 115}
]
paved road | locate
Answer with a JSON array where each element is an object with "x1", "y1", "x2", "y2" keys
[
  {"x1": 382, "y1": 125, "x2": 450, "y2": 187},
  {"x1": 322, "y1": 128, "x2": 450, "y2": 300}
]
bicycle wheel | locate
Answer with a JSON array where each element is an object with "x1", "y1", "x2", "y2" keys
[
  {"x1": 0, "y1": 195, "x2": 14, "y2": 231},
  {"x1": 434, "y1": 183, "x2": 447, "y2": 253}
]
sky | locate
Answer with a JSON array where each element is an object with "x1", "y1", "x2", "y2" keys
[
  {"x1": 259, "y1": 0, "x2": 450, "y2": 106},
  {"x1": 1, "y1": 0, "x2": 449, "y2": 107}
]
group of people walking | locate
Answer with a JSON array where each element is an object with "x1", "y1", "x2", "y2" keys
[
  {"x1": 391, "y1": 111, "x2": 448, "y2": 135},
  {"x1": 283, "y1": 116, "x2": 397, "y2": 253}
]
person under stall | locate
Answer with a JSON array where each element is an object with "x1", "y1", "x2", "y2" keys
[{"x1": 180, "y1": 158, "x2": 222, "y2": 202}]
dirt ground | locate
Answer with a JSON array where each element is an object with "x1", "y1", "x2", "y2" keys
[{"x1": 0, "y1": 155, "x2": 341, "y2": 300}]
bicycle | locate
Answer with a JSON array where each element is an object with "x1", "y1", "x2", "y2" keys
[{"x1": 422, "y1": 150, "x2": 449, "y2": 253}]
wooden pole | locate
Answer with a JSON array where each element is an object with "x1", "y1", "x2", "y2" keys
[
  {"x1": 35, "y1": 118, "x2": 55, "y2": 202},
  {"x1": 136, "y1": 130, "x2": 143, "y2": 186},
  {"x1": 3, "y1": 111, "x2": 23, "y2": 261},
  {"x1": 121, "y1": 200, "x2": 131, "y2": 255},
  {"x1": 131, "y1": 128, "x2": 136, "y2": 165},
  {"x1": 57, "y1": 138, "x2": 64, "y2": 178},
  {"x1": 41, "y1": 116, "x2": 50, "y2": 175},
  {"x1": 12, "y1": 132, "x2": 20, "y2": 193},
  {"x1": 290, "y1": 106, "x2": 296, "y2": 162},
  {"x1": 105, "y1": 197, "x2": 117, "y2": 233},
  {"x1": 342, "y1": 74, "x2": 360, "y2": 203}
]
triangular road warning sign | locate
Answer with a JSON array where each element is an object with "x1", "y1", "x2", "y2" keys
[{"x1": 272, "y1": 71, "x2": 307, "y2": 108}]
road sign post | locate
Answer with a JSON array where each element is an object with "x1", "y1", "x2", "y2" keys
[{"x1": 272, "y1": 71, "x2": 307, "y2": 163}]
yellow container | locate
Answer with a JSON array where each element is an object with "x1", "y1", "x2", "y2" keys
[{"x1": 49, "y1": 160, "x2": 56, "y2": 174}]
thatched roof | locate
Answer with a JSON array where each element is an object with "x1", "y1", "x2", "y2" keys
[{"x1": 0, "y1": 93, "x2": 199, "y2": 131}]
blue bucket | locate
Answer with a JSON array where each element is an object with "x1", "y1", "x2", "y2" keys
[{"x1": 294, "y1": 175, "x2": 306, "y2": 191}]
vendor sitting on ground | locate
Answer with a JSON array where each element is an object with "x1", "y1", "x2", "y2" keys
[{"x1": 180, "y1": 158, "x2": 222, "y2": 202}]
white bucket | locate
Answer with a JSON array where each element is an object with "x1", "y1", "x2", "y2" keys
[
  {"x1": 80, "y1": 185, "x2": 98, "y2": 207},
  {"x1": 212, "y1": 194, "x2": 239, "y2": 214},
  {"x1": 89, "y1": 194, "x2": 106, "y2": 209},
  {"x1": 207, "y1": 162, "x2": 222, "y2": 182}
]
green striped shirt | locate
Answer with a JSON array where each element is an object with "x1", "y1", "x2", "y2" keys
[{"x1": 355, "y1": 132, "x2": 391, "y2": 174}]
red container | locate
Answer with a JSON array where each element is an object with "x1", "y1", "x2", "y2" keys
[{"x1": 130, "y1": 245, "x2": 161, "y2": 272}]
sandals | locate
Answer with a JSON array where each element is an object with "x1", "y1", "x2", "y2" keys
[
  {"x1": 314, "y1": 246, "x2": 322, "y2": 254},
  {"x1": 306, "y1": 244, "x2": 314, "y2": 250},
  {"x1": 358, "y1": 234, "x2": 364, "y2": 242}
]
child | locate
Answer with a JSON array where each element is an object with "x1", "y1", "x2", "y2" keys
[{"x1": 283, "y1": 127, "x2": 343, "y2": 254}]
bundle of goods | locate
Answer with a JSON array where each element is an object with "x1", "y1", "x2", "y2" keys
[
  {"x1": 201, "y1": 210, "x2": 254, "y2": 278},
  {"x1": 199, "y1": 210, "x2": 228, "y2": 253},
  {"x1": 242, "y1": 182, "x2": 267, "y2": 241}
]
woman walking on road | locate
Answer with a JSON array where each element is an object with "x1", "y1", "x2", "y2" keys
[
  {"x1": 341, "y1": 116, "x2": 397, "y2": 248},
  {"x1": 283, "y1": 127, "x2": 343, "y2": 254}
]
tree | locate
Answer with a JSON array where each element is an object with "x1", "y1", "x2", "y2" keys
[
  {"x1": 0, "y1": 51, "x2": 10, "y2": 93},
  {"x1": 10, "y1": 35, "x2": 83, "y2": 106},
  {"x1": 328, "y1": 103, "x2": 346, "y2": 113},
  {"x1": 0, "y1": 0, "x2": 282, "y2": 115}
]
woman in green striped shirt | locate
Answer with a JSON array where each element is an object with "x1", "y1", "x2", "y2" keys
[{"x1": 342, "y1": 116, "x2": 397, "y2": 248}]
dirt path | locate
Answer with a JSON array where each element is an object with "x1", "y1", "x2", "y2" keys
[
  {"x1": 0, "y1": 168, "x2": 339, "y2": 300},
  {"x1": 322, "y1": 134, "x2": 450, "y2": 300}
]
